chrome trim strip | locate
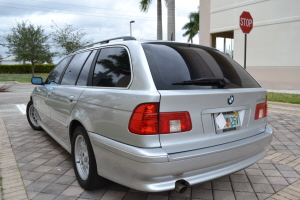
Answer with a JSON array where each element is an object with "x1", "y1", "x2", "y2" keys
[
  {"x1": 35, "y1": 106, "x2": 68, "y2": 127},
  {"x1": 96, "y1": 45, "x2": 134, "y2": 90},
  {"x1": 35, "y1": 107, "x2": 50, "y2": 118},
  {"x1": 49, "y1": 115, "x2": 68, "y2": 127},
  {"x1": 70, "y1": 44, "x2": 134, "y2": 90},
  {"x1": 202, "y1": 105, "x2": 251, "y2": 114}
]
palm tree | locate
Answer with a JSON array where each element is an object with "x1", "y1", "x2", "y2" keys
[
  {"x1": 140, "y1": 0, "x2": 164, "y2": 40},
  {"x1": 182, "y1": 11, "x2": 199, "y2": 43},
  {"x1": 167, "y1": 0, "x2": 175, "y2": 41}
]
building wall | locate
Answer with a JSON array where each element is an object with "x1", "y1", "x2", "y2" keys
[
  {"x1": 198, "y1": 0, "x2": 300, "y2": 90},
  {"x1": 210, "y1": 0, "x2": 300, "y2": 67},
  {"x1": 199, "y1": 0, "x2": 211, "y2": 46}
]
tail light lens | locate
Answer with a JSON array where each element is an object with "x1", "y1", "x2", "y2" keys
[
  {"x1": 128, "y1": 103, "x2": 159, "y2": 135},
  {"x1": 160, "y1": 112, "x2": 192, "y2": 134},
  {"x1": 254, "y1": 96, "x2": 268, "y2": 120},
  {"x1": 129, "y1": 103, "x2": 192, "y2": 135}
]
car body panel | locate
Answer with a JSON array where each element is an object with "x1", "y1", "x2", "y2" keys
[
  {"x1": 158, "y1": 88, "x2": 267, "y2": 153},
  {"x1": 47, "y1": 85, "x2": 86, "y2": 144},
  {"x1": 32, "y1": 85, "x2": 53, "y2": 127},
  {"x1": 75, "y1": 89, "x2": 161, "y2": 148},
  {"x1": 38, "y1": 118, "x2": 71, "y2": 153},
  {"x1": 90, "y1": 126, "x2": 272, "y2": 192}
]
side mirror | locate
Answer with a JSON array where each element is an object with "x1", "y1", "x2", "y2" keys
[{"x1": 31, "y1": 77, "x2": 44, "y2": 85}]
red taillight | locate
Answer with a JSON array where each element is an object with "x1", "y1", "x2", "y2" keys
[
  {"x1": 128, "y1": 103, "x2": 159, "y2": 135},
  {"x1": 159, "y1": 112, "x2": 192, "y2": 134},
  {"x1": 255, "y1": 101, "x2": 267, "y2": 120},
  {"x1": 129, "y1": 103, "x2": 192, "y2": 135}
]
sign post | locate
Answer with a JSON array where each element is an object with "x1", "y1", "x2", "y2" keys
[{"x1": 240, "y1": 11, "x2": 253, "y2": 69}]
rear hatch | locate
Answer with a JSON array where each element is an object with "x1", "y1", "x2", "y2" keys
[{"x1": 142, "y1": 43, "x2": 267, "y2": 153}]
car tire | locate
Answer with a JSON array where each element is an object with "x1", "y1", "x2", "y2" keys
[
  {"x1": 26, "y1": 101, "x2": 43, "y2": 131},
  {"x1": 72, "y1": 126, "x2": 110, "y2": 190}
]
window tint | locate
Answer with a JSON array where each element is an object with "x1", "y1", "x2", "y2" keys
[
  {"x1": 142, "y1": 44, "x2": 260, "y2": 90},
  {"x1": 45, "y1": 57, "x2": 71, "y2": 84},
  {"x1": 77, "y1": 50, "x2": 96, "y2": 86},
  {"x1": 61, "y1": 51, "x2": 91, "y2": 85},
  {"x1": 92, "y1": 47, "x2": 131, "y2": 87}
]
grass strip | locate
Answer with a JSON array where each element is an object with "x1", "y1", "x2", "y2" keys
[
  {"x1": 268, "y1": 92, "x2": 300, "y2": 104},
  {"x1": 0, "y1": 73, "x2": 49, "y2": 83}
]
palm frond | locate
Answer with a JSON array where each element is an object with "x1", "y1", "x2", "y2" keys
[
  {"x1": 182, "y1": 11, "x2": 199, "y2": 43},
  {"x1": 140, "y1": 0, "x2": 153, "y2": 12}
]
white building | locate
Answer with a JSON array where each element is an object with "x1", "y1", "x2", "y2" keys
[
  {"x1": 0, "y1": 55, "x2": 23, "y2": 65},
  {"x1": 199, "y1": 0, "x2": 300, "y2": 90}
]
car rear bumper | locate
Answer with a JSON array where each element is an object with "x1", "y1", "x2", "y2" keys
[{"x1": 89, "y1": 126, "x2": 273, "y2": 192}]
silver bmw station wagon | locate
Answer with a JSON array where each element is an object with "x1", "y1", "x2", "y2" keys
[{"x1": 27, "y1": 36, "x2": 273, "y2": 193}]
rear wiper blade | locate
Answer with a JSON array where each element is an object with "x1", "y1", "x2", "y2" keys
[{"x1": 172, "y1": 78, "x2": 231, "y2": 87}]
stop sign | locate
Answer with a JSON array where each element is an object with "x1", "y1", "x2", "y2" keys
[{"x1": 240, "y1": 11, "x2": 253, "y2": 34}]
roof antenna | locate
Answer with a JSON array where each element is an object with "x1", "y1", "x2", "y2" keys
[{"x1": 171, "y1": 33, "x2": 173, "y2": 41}]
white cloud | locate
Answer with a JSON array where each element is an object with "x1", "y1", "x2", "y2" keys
[{"x1": 0, "y1": 0, "x2": 200, "y2": 62}]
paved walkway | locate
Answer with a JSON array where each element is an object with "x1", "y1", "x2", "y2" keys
[
  {"x1": 1, "y1": 83, "x2": 300, "y2": 200},
  {"x1": 4, "y1": 107, "x2": 300, "y2": 200}
]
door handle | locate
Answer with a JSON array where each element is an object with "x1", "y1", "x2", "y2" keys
[{"x1": 69, "y1": 95, "x2": 75, "y2": 102}]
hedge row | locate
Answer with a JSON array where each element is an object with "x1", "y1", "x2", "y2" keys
[{"x1": 0, "y1": 64, "x2": 56, "y2": 74}]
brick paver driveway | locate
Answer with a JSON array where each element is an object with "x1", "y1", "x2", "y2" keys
[{"x1": 1, "y1": 86, "x2": 300, "y2": 200}]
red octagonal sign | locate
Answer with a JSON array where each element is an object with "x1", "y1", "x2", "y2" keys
[{"x1": 240, "y1": 11, "x2": 253, "y2": 34}]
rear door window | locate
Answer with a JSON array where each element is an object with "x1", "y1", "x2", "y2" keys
[
  {"x1": 92, "y1": 47, "x2": 131, "y2": 87},
  {"x1": 142, "y1": 43, "x2": 260, "y2": 90},
  {"x1": 45, "y1": 57, "x2": 72, "y2": 84},
  {"x1": 61, "y1": 51, "x2": 91, "y2": 85},
  {"x1": 77, "y1": 50, "x2": 97, "y2": 86}
]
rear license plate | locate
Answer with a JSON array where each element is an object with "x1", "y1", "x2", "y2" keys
[{"x1": 214, "y1": 111, "x2": 241, "y2": 133}]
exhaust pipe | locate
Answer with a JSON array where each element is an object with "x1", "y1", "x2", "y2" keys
[{"x1": 175, "y1": 179, "x2": 190, "y2": 193}]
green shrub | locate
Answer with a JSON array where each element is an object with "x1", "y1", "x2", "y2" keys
[{"x1": 0, "y1": 64, "x2": 55, "y2": 74}]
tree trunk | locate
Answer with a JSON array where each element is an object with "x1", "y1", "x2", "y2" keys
[
  {"x1": 167, "y1": 0, "x2": 175, "y2": 41},
  {"x1": 157, "y1": 0, "x2": 163, "y2": 40},
  {"x1": 31, "y1": 61, "x2": 35, "y2": 77}
]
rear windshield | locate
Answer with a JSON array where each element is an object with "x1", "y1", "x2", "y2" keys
[{"x1": 142, "y1": 43, "x2": 260, "y2": 90}]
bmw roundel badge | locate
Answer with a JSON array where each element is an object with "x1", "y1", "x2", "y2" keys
[{"x1": 228, "y1": 95, "x2": 234, "y2": 105}]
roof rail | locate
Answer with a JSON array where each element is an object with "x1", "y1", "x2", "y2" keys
[{"x1": 72, "y1": 36, "x2": 136, "y2": 53}]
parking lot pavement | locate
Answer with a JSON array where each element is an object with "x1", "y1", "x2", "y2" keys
[
  {"x1": 0, "y1": 110, "x2": 299, "y2": 200},
  {"x1": 1, "y1": 84, "x2": 300, "y2": 200},
  {"x1": 0, "y1": 82, "x2": 34, "y2": 106}
]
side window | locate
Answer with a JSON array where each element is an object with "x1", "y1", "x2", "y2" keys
[
  {"x1": 45, "y1": 57, "x2": 71, "y2": 84},
  {"x1": 77, "y1": 50, "x2": 96, "y2": 86},
  {"x1": 92, "y1": 47, "x2": 131, "y2": 87},
  {"x1": 61, "y1": 51, "x2": 91, "y2": 85}
]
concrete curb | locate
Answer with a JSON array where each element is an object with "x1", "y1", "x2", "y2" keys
[
  {"x1": 268, "y1": 101, "x2": 300, "y2": 109},
  {"x1": 13, "y1": 81, "x2": 31, "y2": 85},
  {"x1": 0, "y1": 81, "x2": 31, "y2": 85},
  {"x1": 267, "y1": 89, "x2": 300, "y2": 94}
]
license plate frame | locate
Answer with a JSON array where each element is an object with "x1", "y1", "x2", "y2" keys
[{"x1": 214, "y1": 111, "x2": 241, "y2": 133}]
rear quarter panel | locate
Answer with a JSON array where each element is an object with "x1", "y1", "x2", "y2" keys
[{"x1": 70, "y1": 42, "x2": 162, "y2": 148}]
